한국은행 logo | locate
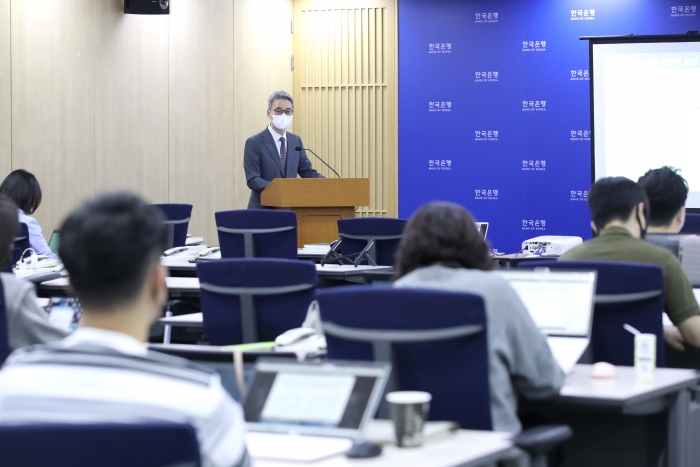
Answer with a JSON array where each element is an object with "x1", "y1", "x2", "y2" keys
[
  {"x1": 429, "y1": 101, "x2": 452, "y2": 113},
  {"x1": 474, "y1": 189, "x2": 499, "y2": 201},
  {"x1": 671, "y1": 6, "x2": 697, "y2": 17},
  {"x1": 570, "y1": 190, "x2": 589, "y2": 201},
  {"x1": 522, "y1": 100, "x2": 547, "y2": 112},
  {"x1": 522, "y1": 160, "x2": 546, "y2": 171},
  {"x1": 429, "y1": 159, "x2": 452, "y2": 171},
  {"x1": 429, "y1": 43, "x2": 452, "y2": 54},
  {"x1": 571, "y1": 9, "x2": 595, "y2": 20},
  {"x1": 475, "y1": 71, "x2": 499, "y2": 82},
  {"x1": 522, "y1": 220, "x2": 547, "y2": 231},
  {"x1": 570, "y1": 69, "x2": 590, "y2": 81},
  {"x1": 570, "y1": 130, "x2": 591, "y2": 141},
  {"x1": 522, "y1": 40, "x2": 546, "y2": 52},
  {"x1": 475, "y1": 130, "x2": 499, "y2": 142},
  {"x1": 475, "y1": 12, "x2": 499, "y2": 23}
]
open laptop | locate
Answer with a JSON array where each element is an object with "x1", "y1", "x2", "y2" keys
[
  {"x1": 243, "y1": 359, "x2": 390, "y2": 462},
  {"x1": 48, "y1": 229, "x2": 60, "y2": 254},
  {"x1": 679, "y1": 236, "x2": 700, "y2": 287},
  {"x1": 645, "y1": 233, "x2": 694, "y2": 257},
  {"x1": 497, "y1": 270, "x2": 597, "y2": 373},
  {"x1": 475, "y1": 222, "x2": 489, "y2": 240}
]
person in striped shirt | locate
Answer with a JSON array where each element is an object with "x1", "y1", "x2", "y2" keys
[{"x1": 0, "y1": 193, "x2": 250, "y2": 467}]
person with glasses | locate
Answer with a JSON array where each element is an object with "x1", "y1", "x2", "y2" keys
[{"x1": 243, "y1": 90, "x2": 324, "y2": 209}]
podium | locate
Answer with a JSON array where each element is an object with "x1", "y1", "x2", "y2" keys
[{"x1": 261, "y1": 178, "x2": 370, "y2": 247}]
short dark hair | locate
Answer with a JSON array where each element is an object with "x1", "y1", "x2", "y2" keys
[
  {"x1": 394, "y1": 202, "x2": 492, "y2": 279},
  {"x1": 588, "y1": 177, "x2": 649, "y2": 231},
  {"x1": 0, "y1": 195, "x2": 19, "y2": 270},
  {"x1": 0, "y1": 169, "x2": 43, "y2": 215},
  {"x1": 58, "y1": 193, "x2": 167, "y2": 309},
  {"x1": 637, "y1": 167, "x2": 688, "y2": 227}
]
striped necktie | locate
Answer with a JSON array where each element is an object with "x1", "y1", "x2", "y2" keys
[{"x1": 279, "y1": 136, "x2": 287, "y2": 176}]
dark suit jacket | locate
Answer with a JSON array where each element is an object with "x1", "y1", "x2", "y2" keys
[{"x1": 243, "y1": 128, "x2": 324, "y2": 209}]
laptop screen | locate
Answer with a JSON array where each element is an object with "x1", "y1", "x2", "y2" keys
[
  {"x1": 497, "y1": 270, "x2": 597, "y2": 338},
  {"x1": 475, "y1": 222, "x2": 489, "y2": 240},
  {"x1": 244, "y1": 359, "x2": 389, "y2": 438}
]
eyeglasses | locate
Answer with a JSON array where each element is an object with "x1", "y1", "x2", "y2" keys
[{"x1": 271, "y1": 108, "x2": 294, "y2": 116}]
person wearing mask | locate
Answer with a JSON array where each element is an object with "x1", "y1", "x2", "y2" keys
[
  {"x1": 637, "y1": 166, "x2": 688, "y2": 234},
  {"x1": 0, "y1": 169, "x2": 56, "y2": 259},
  {"x1": 392, "y1": 201, "x2": 564, "y2": 433},
  {"x1": 560, "y1": 177, "x2": 700, "y2": 351},
  {"x1": 0, "y1": 193, "x2": 249, "y2": 467},
  {"x1": 243, "y1": 90, "x2": 324, "y2": 209},
  {"x1": 0, "y1": 195, "x2": 67, "y2": 349}
]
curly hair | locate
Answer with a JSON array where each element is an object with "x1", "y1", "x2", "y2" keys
[{"x1": 394, "y1": 202, "x2": 492, "y2": 279}]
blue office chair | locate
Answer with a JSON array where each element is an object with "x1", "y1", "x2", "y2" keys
[
  {"x1": 0, "y1": 280, "x2": 10, "y2": 364},
  {"x1": 519, "y1": 260, "x2": 665, "y2": 367},
  {"x1": 197, "y1": 258, "x2": 316, "y2": 344},
  {"x1": 317, "y1": 286, "x2": 492, "y2": 429},
  {"x1": 215, "y1": 210, "x2": 297, "y2": 260},
  {"x1": 323, "y1": 218, "x2": 407, "y2": 266},
  {"x1": 0, "y1": 423, "x2": 200, "y2": 467},
  {"x1": 152, "y1": 204, "x2": 193, "y2": 249},
  {"x1": 680, "y1": 213, "x2": 700, "y2": 234},
  {"x1": 8, "y1": 223, "x2": 30, "y2": 272}
]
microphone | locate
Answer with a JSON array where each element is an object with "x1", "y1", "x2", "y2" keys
[{"x1": 295, "y1": 146, "x2": 341, "y2": 178}]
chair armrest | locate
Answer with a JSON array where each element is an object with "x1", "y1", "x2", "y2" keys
[{"x1": 513, "y1": 424, "x2": 572, "y2": 455}]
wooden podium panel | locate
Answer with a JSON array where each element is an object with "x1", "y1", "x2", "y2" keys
[{"x1": 261, "y1": 178, "x2": 369, "y2": 247}]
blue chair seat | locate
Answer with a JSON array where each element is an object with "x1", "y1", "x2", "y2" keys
[
  {"x1": 0, "y1": 423, "x2": 200, "y2": 467},
  {"x1": 152, "y1": 204, "x2": 193, "y2": 249},
  {"x1": 324, "y1": 218, "x2": 407, "y2": 266},
  {"x1": 215, "y1": 210, "x2": 297, "y2": 259}
]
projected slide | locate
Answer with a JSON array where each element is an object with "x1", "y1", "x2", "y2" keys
[{"x1": 593, "y1": 41, "x2": 700, "y2": 207}]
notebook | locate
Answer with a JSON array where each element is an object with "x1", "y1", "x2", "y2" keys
[
  {"x1": 243, "y1": 359, "x2": 389, "y2": 461},
  {"x1": 498, "y1": 270, "x2": 597, "y2": 373}
]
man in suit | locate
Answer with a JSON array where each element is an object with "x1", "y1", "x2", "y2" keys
[{"x1": 243, "y1": 90, "x2": 324, "y2": 209}]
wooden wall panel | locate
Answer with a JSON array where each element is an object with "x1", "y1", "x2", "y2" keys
[
  {"x1": 94, "y1": 0, "x2": 169, "y2": 203},
  {"x1": 232, "y1": 0, "x2": 293, "y2": 210},
  {"x1": 11, "y1": 0, "x2": 95, "y2": 233},
  {"x1": 294, "y1": 0, "x2": 397, "y2": 218},
  {"x1": 169, "y1": 0, "x2": 234, "y2": 243},
  {"x1": 0, "y1": 0, "x2": 11, "y2": 177}
]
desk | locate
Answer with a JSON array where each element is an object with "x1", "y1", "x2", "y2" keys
[
  {"x1": 529, "y1": 364, "x2": 698, "y2": 467},
  {"x1": 38, "y1": 277, "x2": 201, "y2": 298},
  {"x1": 254, "y1": 420, "x2": 520, "y2": 467},
  {"x1": 159, "y1": 312, "x2": 203, "y2": 327},
  {"x1": 161, "y1": 258, "x2": 392, "y2": 284},
  {"x1": 492, "y1": 253, "x2": 558, "y2": 268}
]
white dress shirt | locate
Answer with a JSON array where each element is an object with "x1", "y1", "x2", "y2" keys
[
  {"x1": 267, "y1": 125, "x2": 287, "y2": 157},
  {"x1": 17, "y1": 209, "x2": 57, "y2": 259}
]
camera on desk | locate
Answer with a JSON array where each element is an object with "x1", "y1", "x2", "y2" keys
[{"x1": 521, "y1": 236, "x2": 583, "y2": 256}]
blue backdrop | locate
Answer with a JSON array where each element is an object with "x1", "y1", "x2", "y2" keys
[{"x1": 398, "y1": 0, "x2": 700, "y2": 253}]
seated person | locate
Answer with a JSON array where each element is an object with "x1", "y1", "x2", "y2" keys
[
  {"x1": 560, "y1": 177, "x2": 700, "y2": 351},
  {"x1": 638, "y1": 166, "x2": 687, "y2": 234},
  {"x1": 0, "y1": 193, "x2": 249, "y2": 467},
  {"x1": 0, "y1": 169, "x2": 57, "y2": 259},
  {"x1": 0, "y1": 195, "x2": 67, "y2": 349},
  {"x1": 393, "y1": 201, "x2": 564, "y2": 433}
]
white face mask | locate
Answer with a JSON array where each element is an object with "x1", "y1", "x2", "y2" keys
[{"x1": 270, "y1": 113, "x2": 293, "y2": 131}]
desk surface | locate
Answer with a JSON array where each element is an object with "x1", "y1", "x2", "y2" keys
[
  {"x1": 559, "y1": 364, "x2": 698, "y2": 406},
  {"x1": 40, "y1": 276, "x2": 200, "y2": 291},
  {"x1": 254, "y1": 420, "x2": 516, "y2": 467},
  {"x1": 159, "y1": 312, "x2": 203, "y2": 325}
]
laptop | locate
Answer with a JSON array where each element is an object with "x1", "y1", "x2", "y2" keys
[
  {"x1": 645, "y1": 233, "x2": 694, "y2": 257},
  {"x1": 48, "y1": 230, "x2": 60, "y2": 254},
  {"x1": 475, "y1": 222, "x2": 489, "y2": 240},
  {"x1": 243, "y1": 359, "x2": 390, "y2": 462},
  {"x1": 497, "y1": 270, "x2": 597, "y2": 373},
  {"x1": 679, "y1": 236, "x2": 700, "y2": 287}
]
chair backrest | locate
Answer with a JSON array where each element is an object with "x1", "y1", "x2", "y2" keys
[
  {"x1": 0, "y1": 279, "x2": 10, "y2": 364},
  {"x1": 518, "y1": 260, "x2": 665, "y2": 366},
  {"x1": 152, "y1": 204, "x2": 193, "y2": 249},
  {"x1": 215, "y1": 210, "x2": 297, "y2": 260},
  {"x1": 317, "y1": 286, "x2": 492, "y2": 430},
  {"x1": 197, "y1": 258, "x2": 317, "y2": 344},
  {"x1": 680, "y1": 213, "x2": 700, "y2": 234},
  {"x1": 336, "y1": 218, "x2": 407, "y2": 266},
  {"x1": 0, "y1": 423, "x2": 200, "y2": 467},
  {"x1": 10, "y1": 223, "x2": 30, "y2": 270}
]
